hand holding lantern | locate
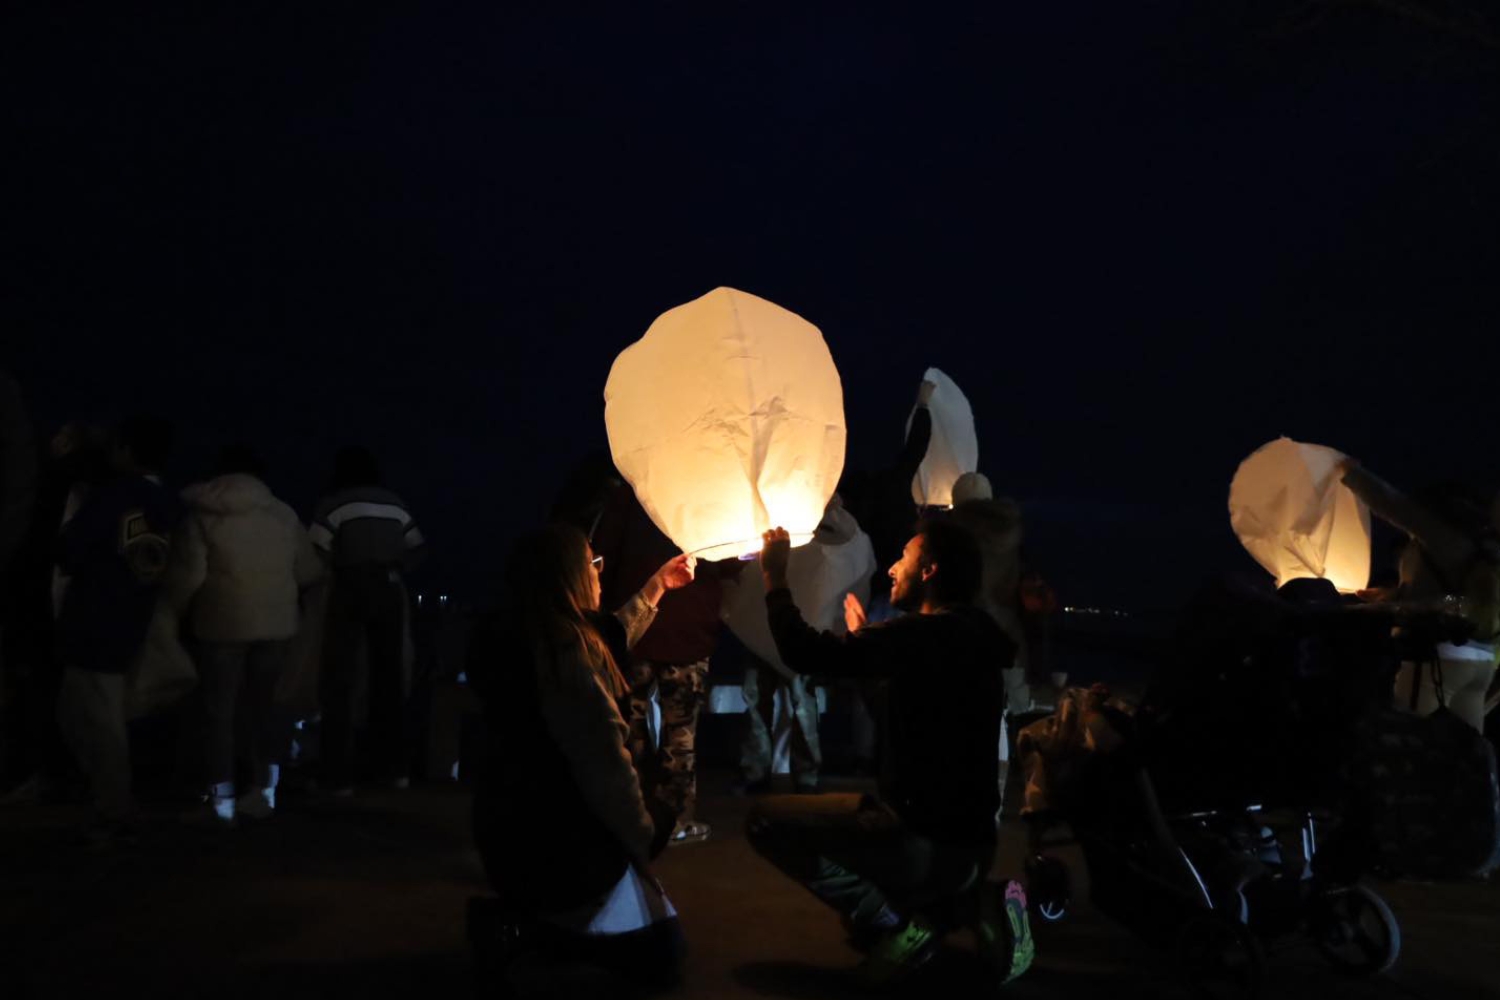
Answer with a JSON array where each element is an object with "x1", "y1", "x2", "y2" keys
[
  {"x1": 761, "y1": 527, "x2": 792, "y2": 591},
  {"x1": 643, "y1": 553, "x2": 697, "y2": 607}
]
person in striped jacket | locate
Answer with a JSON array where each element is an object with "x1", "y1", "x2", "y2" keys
[{"x1": 310, "y1": 446, "x2": 426, "y2": 794}]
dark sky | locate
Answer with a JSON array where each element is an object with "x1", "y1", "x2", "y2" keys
[{"x1": 6, "y1": 5, "x2": 1498, "y2": 611}]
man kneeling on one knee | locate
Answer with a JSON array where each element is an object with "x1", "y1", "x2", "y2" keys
[{"x1": 747, "y1": 520, "x2": 1035, "y2": 986}]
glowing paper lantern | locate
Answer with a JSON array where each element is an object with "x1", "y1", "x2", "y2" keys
[
  {"x1": 909, "y1": 367, "x2": 978, "y2": 507},
  {"x1": 722, "y1": 507, "x2": 876, "y2": 668},
  {"x1": 1228, "y1": 437, "x2": 1371, "y2": 592},
  {"x1": 604, "y1": 287, "x2": 847, "y2": 561}
]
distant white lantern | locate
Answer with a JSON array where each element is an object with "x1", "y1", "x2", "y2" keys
[
  {"x1": 604, "y1": 287, "x2": 847, "y2": 561},
  {"x1": 1228, "y1": 437, "x2": 1371, "y2": 593},
  {"x1": 909, "y1": 367, "x2": 978, "y2": 507}
]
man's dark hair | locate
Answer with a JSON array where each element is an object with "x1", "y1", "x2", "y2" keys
[
  {"x1": 215, "y1": 443, "x2": 267, "y2": 480},
  {"x1": 118, "y1": 414, "x2": 174, "y2": 472},
  {"x1": 917, "y1": 518, "x2": 983, "y2": 606},
  {"x1": 332, "y1": 445, "x2": 382, "y2": 489}
]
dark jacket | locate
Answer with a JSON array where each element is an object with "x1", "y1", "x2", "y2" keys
[
  {"x1": 593, "y1": 484, "x2": 722, "y2": 665},
  {"x1": 470, "y1": 592, "x2": 669, "y2": 913},
  {"x1": 766, "y1": 587, "x2": 1013, "y2": 846},
  {"x1": 55, "y1": 475, "x2": 182, "y2": 673}
]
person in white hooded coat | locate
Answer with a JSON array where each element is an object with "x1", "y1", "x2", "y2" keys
[{"x1": 164, "y1": 446, "x2": 322, "y2": 824}]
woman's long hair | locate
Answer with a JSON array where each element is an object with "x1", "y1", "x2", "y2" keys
[{"x1": 502, "y1": 523, "x2": 618, "y2": 686}]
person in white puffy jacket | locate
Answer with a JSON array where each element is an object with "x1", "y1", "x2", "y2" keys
[{"x1": 164, "y1": 445, "x2": 323, "y2": 825}]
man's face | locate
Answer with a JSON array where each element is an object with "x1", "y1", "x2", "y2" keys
[{"x1": 888, "y1": 535, "x2": 930, "y2": 612}]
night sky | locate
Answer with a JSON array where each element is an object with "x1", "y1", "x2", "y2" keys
[{"x1": 7, "y1": 6, "x2": 1498, "y2": 612}]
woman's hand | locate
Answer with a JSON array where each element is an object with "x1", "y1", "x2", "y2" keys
[
  {"x1": 643, "y1": 553, "x2": 696, "y2": 607},
  {"x1": 843, "y1": 592, "x2": 867, "y2": 632},
  {"x1": 657, "y1": 553, "x2": 696, "y2": 591}
]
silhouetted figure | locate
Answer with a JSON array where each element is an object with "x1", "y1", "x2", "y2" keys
[
  {"x1": 747, "y1": 519, "x2": 1033, "y2": 987},
  {"x1": 0, "y1": 369, "x2": 35, "y2": 603},
  {"x1": 165, "y1": 445, "x2": 323, "y2": 825},
  {"x1": 592, "y1": 484, "x2": 722, "y2": 845},
  {"x1": 54, "y1": 414, "x2": 181, "y2": 844},
  {"x1": 469, "y1": 524, "x2": 693, "y2": 991},
  {"x1": 833, "y1": 378, "x2": 935, "y2": 772},
  {"x1": 0, "y1": 422, "x2": 109, "y2": 800},
  {"x1": 0, "y1": 370, "x2": 37, "y2": 794},
  {"x1": 311, "y1": 446, "x2": 426, "y2": 793},
  {"x1": 1342, "y1": 461, "x2": 1500, "y2": 732},
  {"x1": 947, "y1": 472, "x2": 1029, "y2": 712}
]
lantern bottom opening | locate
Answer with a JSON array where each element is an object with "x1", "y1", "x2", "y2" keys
[{"x1": 692, "y1": 533, "x2": 814, "y2": 563}]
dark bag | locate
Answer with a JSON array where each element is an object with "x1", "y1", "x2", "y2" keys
[{"x1": 1348, "y1": 660, "x2": 1500, "y2": 879}]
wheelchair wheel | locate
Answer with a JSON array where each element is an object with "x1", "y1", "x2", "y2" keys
[{"x1": 1309, "y1": 884, "x2": 1400, "y2": 977}]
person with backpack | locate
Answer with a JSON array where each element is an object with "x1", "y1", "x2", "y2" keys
[
  {"x1": 310, "y1": 446, "x2": 426, "y2": 794},
  {"x1": 54, "y1": 415, "x2": 182, "y2": 845},
  {"x1": 164, "y1": 445, "x2": 323, "y2": 825},
  {"x1": 1341, "y1": 461, "x2": 1500, "y2": 732}
]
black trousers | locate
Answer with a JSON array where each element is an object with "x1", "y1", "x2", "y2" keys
[{"x1": 320, "y1": 569, "x2": 407, "y2": 788}]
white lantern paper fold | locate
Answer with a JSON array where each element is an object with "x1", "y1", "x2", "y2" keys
[
  {"x1": 909, "y1": 367, "x2": 978, "y2": 507},
  {"x1": 1228, "y1": 437, "x2": 1371, "y2": 593},
  {"x1": 722, "y1": 526, "x2": 876, "y2": 671},
  {"x1": 604, "y1": 287, "x2": 847, "y2": 561}
]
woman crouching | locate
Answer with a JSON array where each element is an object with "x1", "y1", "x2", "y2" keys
[{"x1": 470, "y1": 523, "x2": 695, "y2": 992}]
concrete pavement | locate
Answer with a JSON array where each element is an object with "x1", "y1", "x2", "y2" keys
[{"x1": 1, "y1": 774, "x2": 1495, "y2": 999}]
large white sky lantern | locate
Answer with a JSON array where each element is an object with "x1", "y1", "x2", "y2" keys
[
  {"x1": 604, "y1": 287, "x2": 847, "y2": 561},
  {"x1": 909, "y1": 367, "x2": 978, "y2": 507},
  {"x1": 1228, "y1": 436, "x2": 1372, "y2": 593}
]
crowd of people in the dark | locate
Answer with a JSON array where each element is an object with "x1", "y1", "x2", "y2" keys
[{"x1": 2, "y1": 362, "x2": 1497, "y2": 996}]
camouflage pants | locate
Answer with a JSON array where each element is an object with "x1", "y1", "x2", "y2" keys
[
  {"x1": 740, "y1": 661, "x2": 821, "y2": 787},
  {"x1": 627, "y1": 658, "x2": 709, "y2": 821}
]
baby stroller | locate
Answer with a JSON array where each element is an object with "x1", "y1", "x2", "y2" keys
[{"x1": 1019, "y1": 576, "x2": 1417, "y2": 998}]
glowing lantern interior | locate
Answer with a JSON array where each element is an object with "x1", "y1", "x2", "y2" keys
[
  {"x1": 604, "y1": 287, "x2": 847, "y2": 561},
  {"x1": 1228, "y1": 437, "x2": 1371, "y2": 593}
]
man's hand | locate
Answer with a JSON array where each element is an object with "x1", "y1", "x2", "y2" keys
[
  {"x1": 761, "y1": 527, "x2": 792, "y2": 590},
  {"x1": 843, "y1": 592, "x2": 867, "y2": 632},
  {"x1": 917, "y1": 379, "x2": 937, "y2": 407}
]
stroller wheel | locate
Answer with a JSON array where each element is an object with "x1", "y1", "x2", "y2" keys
[
  {"x1": 1308, "y1": 885, "x2": 1400, "y2": 977},
  {"x1": 1023, "y1": 855, "x2": 1071, "y2": 922},
  {"x1": 1176, "y1": 916, "x2": 1266, "y2": 1000}
]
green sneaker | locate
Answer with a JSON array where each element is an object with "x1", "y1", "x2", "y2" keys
[
  {"x1": 977, "y1": 880, "x2": 1035, "y2": 984},
  {"x1": 859, "y1": 918, "x2": 939, "y2": 987}
]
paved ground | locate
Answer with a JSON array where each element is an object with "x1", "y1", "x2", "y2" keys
[{"x1": 2, "y1": 772, "x2": 1496, "y2": 1000}]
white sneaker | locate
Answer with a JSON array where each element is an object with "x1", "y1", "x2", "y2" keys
[
  {"x1": 182, "y1": 796, "x2": 237, "y2": 829},
  {"x1": 236, "y1": 787, "x2": 276, "y2": 820}
]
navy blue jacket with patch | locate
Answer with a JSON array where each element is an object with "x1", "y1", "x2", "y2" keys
[{"x1": 56, "y1": 475, "x2": 183, "y2": 673}]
